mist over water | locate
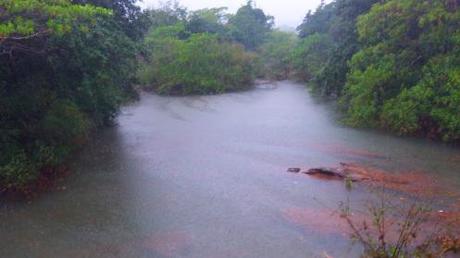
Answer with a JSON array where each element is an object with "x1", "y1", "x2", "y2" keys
[{"x1": 1, "y1": 81, "x2": 459, "y2": 257}]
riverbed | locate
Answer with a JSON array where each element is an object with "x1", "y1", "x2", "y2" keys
[{"x1": 1, "y1": 81, "x2": 460, "y2": 257}]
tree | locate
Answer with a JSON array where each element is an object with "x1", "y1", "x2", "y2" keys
[
  {"x1": 342, "y1": 0, "x2": 460, "y2": 141},
  {"x1": 228, "y1": 1, "x2": 274, "y2": 50},
  {"x1": 0, "y1": 0, "x2": 109, "y2": 56},
  {"x1": 143, "y1": 0, "x2": 187, "y2": 30},
  {"x1": 186, "y1": 8, "x2": 229, "y2": 37},
  {"x1": 292, "y1": 33, "x2": 333, "y2": 82},
  {"x1": 258, "y1": 30, "x2": 297, "y2": 80},
  {"x1": 1, "y1": 0, "x2": 140, "y2": 191},
  {"x1": 295, "y1": 0, "x2": 379, "y2": 96},
  {"x1": 297, "y1": 1, "x2": 336, "y2": 38},
  {"x1": 72, "y1": 0, "x2": 148, "y2": 40},
  {"x1": 139, "y1": 29, "x2": 255, "y2": 95}
]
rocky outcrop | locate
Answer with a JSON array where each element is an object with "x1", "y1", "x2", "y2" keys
[
  {"x1": 303, "y1": 163, "x2": 372, "y2": 182},
  {"x1": 304, "y1": 167, "x2": 350, "y2": 180},
  {"x1": 288, "y1": 163, "x2": 448, "y2": 197},
  {"x1": 301, "y1": 163, "x2": 413, "y2": 184}
]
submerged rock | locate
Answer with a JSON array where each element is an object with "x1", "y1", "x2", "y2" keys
[
  {"x1": 303, "y1": 163, "x2": 372, "y2": 182},
  {"x1": 304, "y1": 167, "x2": 347, "y2": 180},
  {"x1": 292, "y1": 163, "x2": 447, "y2": 197},
  {"x1": 287, "y1": 168, "x2": 301, "y2": 173}
]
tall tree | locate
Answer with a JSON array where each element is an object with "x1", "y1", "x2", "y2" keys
[
  {"x1": 1, "y1": 0, "x2": 140, "y2": 190},
  {"x1": 72, "y1": 0, "x2": 148, "y2": 39},
  {"x1": 228, "y1": 1, "x2": 274, "y2": 50},
  {"x1": 295, "y1": 0, "x2": 379, "y2": 96},
  {"x1": 186, "y1": 8, "x2": 229, "y2": 36}
]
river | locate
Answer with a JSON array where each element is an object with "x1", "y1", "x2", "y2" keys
[{"x1": 1, "y1": 81, "x2": 460, "y2": 257}]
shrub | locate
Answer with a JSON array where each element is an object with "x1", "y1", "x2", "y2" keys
[
  {"x1": 41, "y1": 100, "x2": 90, "y2": 145},
  {"x1": 139, "y1": 32, "x2": 255, "y2": 95},
  {"x1": 0, "y1": 151, "x2": 37, "y2": 190}
]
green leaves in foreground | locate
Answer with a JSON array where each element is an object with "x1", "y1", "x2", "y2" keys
[{"x1": 0, "y1": 0, "x2": 110, "y2": 38}]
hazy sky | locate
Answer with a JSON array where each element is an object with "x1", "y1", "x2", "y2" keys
[{"x1": 139, "y1": 0, "x2": 327, "y2": 28}]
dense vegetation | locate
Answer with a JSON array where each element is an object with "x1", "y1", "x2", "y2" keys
[
  {"x1": 2, "y1": 1, "x2": 460, "y2": 256},
  {"x1": 295, "y1": 0, "x2": 378, "y2": 96},
  {"x1": 258, "y1": 30, "x2": 297, "y2": 80},
  {"x1": 0, "y1": 0, "x2": 145, "y2": 192},
  {"x1": 3, "y1": 0, "x2": 460, "y2": 193},
  {"x1": 293, "y1": 0, "x2": 460, "y2": 142},
  {"x1": 0, "y1": 0, "x2": 288, "y2": 191},
  {"x1": 138, "y1": 1, "x2": 276, "y2": 95}
]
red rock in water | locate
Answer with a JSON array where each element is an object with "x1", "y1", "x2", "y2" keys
[
  {"x1": 303, "y1": 163, "x2": 373, "y2": 182},
  {"x1": 303, "y1": 163, "x2": 450, "y2": 198},
  {"x1": 303, "y1": 168, "x2": 347, "y2": 180}
]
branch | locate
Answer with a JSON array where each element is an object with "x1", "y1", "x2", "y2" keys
[{"x1": 0, "y1": 30, "x2": 50, "y2": 42}]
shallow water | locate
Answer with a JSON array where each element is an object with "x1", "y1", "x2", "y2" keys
[{"x1": 1, "y1": 81, "x2": 460, "y2": 257}]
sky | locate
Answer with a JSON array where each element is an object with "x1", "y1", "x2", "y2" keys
[{"x1": 138, "y1": 0, "x2": 328, "y2": 29}]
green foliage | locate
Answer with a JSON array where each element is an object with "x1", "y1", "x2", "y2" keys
[
  {"x1": 342, "y1": 190, "x2": 460, "y2": 258},
  {"x1": 143, "y1": 0, "x2": 187, "y2": 30},
  {"x1": 49, "y1": 15, "x2": 138, "y2": 125},
  {"x1": 295, "y1": 0, "x2": 379, "y2": 96},
  {"x1": 144, "y1": 22, "x2": 188, "y2": 42},
  {"x1": 186, "y1": 8, "x2": 229, "y2": 36},
  {"x1": 73, "y1": 0, "x2": 148, "y2": 40},
  {"x1": 41, "y1": 100, "x2": 89, "y2": 144},
  {"x1": 257, "y1": 30, "x2": 297, "y2": 80},
  {"x1": 139, "y1": 31, "x2": 255, "y2": 95},
  {"x1": 227, "y1": 1, "x2": 274, "y2": 50},
  {"x1": 297, "y1": 1, "x2": 336, "y2": 38},
  {"x1": 138, "y1": 1, "x2": 279, "y2": 95},
  {"x1": 341, "y1": 0, "x2": 460, "y2": 140},
  {"x1": 381, "y1": 54, "x2": 460, "y2": 140},
  {"x1": 1, "y1": 0, "x2": 141, "y2": 190},
  {"x1": 0, "y1": 0, "x2": 110, "y2": 38},
  {"x1": 0, "y1": 151, "x2": 37, "y2": 189},
  {"x1": 295, "y1": 0, "x2": 460, "y2": 141},
  {"x1": 292, "y1": 33, "x2": 333, "y2": 82}
]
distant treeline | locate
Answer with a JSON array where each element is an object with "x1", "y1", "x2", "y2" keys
[
  {"x1": 293, "y1": 0, "x2": 460, "y2": 142},
  {"x1": 0, "y1": 0, "x2": 293, "y2": 192},
  {"x1": 2, "y1": 0, "x2": 460, "y2": 192},
  {"x1": 137, "y1": 1, "x2": 296, "y2": 94}
]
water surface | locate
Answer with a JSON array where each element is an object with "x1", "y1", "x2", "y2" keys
[{"x1": 1, "y1": 81, "x2": 460, "y2": 257}]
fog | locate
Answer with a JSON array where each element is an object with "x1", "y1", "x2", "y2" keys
[{"x1": 139, "y1": 0, "x2": 328, "y2": 29}]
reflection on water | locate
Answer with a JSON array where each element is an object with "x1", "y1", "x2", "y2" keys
[{"x1": 1, "y1": 81, "x2": 460, "y2": 257}]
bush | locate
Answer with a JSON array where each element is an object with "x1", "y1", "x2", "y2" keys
[
  {"x1": 292, "y1": 33, "x2": 333, "y2": 82},
  {"x1": 341, "y1": 188, "x2": 460, "y2": 258},
  {"x1": 0, "y1": 0, "x2": 141, "y2": 191},
  {"x1": 41, "y1": 100, "x2": 90, "y2": 144},
  {"x1": 0, "y1": 151, "x2": 37, "y2": 190},
  {"x1": 339, "y1": 0, "x2": 460, "y2": 141},
  {"x1": 139, "y1": 32, "x2": 255, "y2": 95}
]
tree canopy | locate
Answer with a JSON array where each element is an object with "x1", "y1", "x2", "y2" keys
[
  {"x1": 138, "y1": 0, "x2": 279, "y2": 95},
  {"x1": 1, "y1": 0, "x2": 141, "y2": 191},
  {"x1": 227, "y1": 1, "x2": 274, "y2": 50},
  {"x1": 293, "y1": 0, "x2": 460, "y2": 141}
]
